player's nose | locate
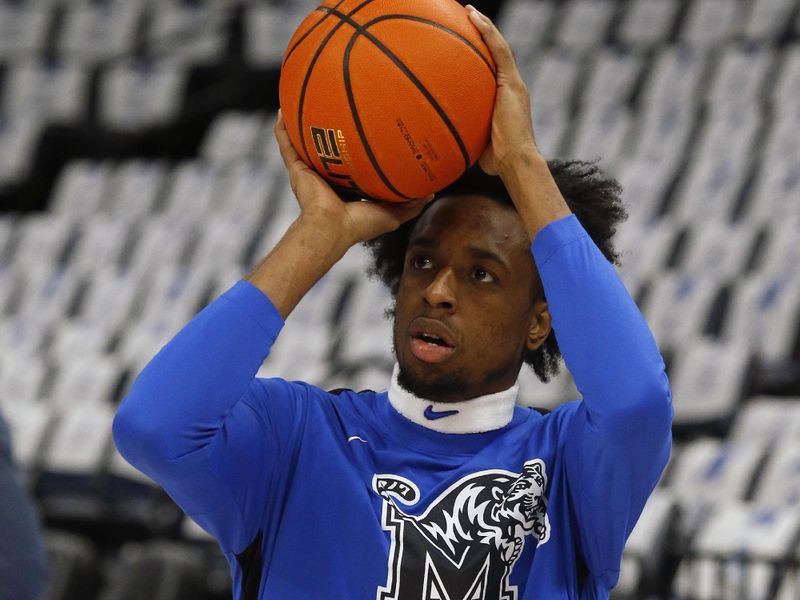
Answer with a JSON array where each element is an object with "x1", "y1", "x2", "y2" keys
[{"x1": 423, "y1": 268, "x2": 457, "y2": 312}]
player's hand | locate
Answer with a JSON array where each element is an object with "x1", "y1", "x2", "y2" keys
[
  {"x1": 466, "y1": 6, "x2": 539, "y2": 177},
  {"x1": 274, "y1": 111, "x2": 434, "y2": 246}
]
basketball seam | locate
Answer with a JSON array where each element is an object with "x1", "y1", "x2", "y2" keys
[
  {"x1": 281, "y1": 0, "x2": 348, "y2": 70},
  {"x1": 363, "y1": 14, "x2": 496, "y2": 79},
  {"x1": 296, "y1": 0, "x2": 379, "y2": 174},
  {"x1": 343, "y1": 33, "x2": 409, "y2": 199},
  {"x1": 325, "y1": 7, "x2": 473, "y2": 183}
]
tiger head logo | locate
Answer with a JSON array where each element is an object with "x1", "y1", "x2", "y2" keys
[{"x1": 373, "y1": 459, "x2": 550, "y2": 600}]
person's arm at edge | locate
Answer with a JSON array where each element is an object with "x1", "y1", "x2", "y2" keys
[
  {"x1": 467, "y1": 6, "x2": 671, "y2": 415},
  {"x1": 466, "y1": 6, "x2": 571, "y2": 237},
  {"x1": 112, "y1": 115, "x2": 432, "y2": 549},
  {"x1": 247, "y1": 114, "x2": 434, "y2": 316},
  {"x1": 468, "y1": 4, "x2": 672, "y2": 575},
  {"x1": 113, "y1": 110, "x2": 432, "y2": 466}
]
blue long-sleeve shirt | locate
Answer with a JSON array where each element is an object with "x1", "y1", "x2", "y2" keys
[{"x1": 113, "y1": 215, "x2": 672, "y2": 599}]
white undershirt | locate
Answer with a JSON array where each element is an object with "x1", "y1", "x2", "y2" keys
[{"x1": 387, "y1": 364, "x2": 519, "y2": 434}]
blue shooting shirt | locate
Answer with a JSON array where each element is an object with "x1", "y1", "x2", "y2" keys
[{"x1": 113, "y1": 215, "x2": 672, "y2": 599}]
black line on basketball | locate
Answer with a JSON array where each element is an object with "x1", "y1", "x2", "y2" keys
[
  {"x1": 343, "y1": 32, "x2": 409, "y2": 200},
  {"x1": 322, "y1": 7, "x2": 472, "y2": 172},
  {"x1": 362, "y1": 14, "x2": 496, "y2": 78},
  {"x1": 282, "y1": 0, "x2": 348, "y2": 70},
  {"x1": 297, "y1": 0, "x2": 378, "y2": 170}
]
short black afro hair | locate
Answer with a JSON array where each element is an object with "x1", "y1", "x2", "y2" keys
[{"x1": 364, "y1": 160, "x2": 627, "y2": 382}]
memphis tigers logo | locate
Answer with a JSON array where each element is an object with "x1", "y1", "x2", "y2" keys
[{"x1": 373, "y1": 460, "x2": 550, "y2": 600}]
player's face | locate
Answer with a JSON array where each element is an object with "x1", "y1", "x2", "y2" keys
[{"x1": 392, "y1": 195, "x2": 550, "y2": 403}]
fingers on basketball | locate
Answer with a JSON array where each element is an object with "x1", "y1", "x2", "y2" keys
[{"x1": 466, "y1": 7, "x2": 517, "y2": 76}]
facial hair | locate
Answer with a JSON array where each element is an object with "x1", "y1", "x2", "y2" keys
[{"x1": 395, "y1": 363, "x2": 470, "y2": 403}]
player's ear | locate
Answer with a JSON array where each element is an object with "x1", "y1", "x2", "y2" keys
[{"x1": 526, "y1": 300, "x2": 551, "y2": 351}]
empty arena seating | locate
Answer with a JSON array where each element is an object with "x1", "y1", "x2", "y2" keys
[{"x1": 1, "y1": 0, "x2": 800, "y2": 598}]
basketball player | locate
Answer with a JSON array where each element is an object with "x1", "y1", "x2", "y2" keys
[{"x1": 113, "y1": 7, "x2": 672, "y2": 599}]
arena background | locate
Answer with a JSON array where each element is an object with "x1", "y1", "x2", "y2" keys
[{"x1": 1, "y1": 0, "x2": 800, "y2": 598}]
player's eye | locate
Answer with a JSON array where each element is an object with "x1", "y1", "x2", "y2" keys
[
  {"x1": 473, "y1": 267, "x2": 495, "y2": 283},
  {"x1": 412, "y1": 256, "x2": 433, "y2": 270}
]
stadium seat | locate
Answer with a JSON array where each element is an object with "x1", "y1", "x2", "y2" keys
[
  {"x1": 640, "y1": 46, "x2": 708, "y2": 111},
  {"x1": 98, "y1": 61, "x2": 188, "y2": 131},
  {"x1": 46, "y1": 531, "x2": 98, "y2": 600},
  {"x1": 496, "y1": 0, "x2": 555, "y2": 65},
  {"x1": 96, "y1": 540, "x2": 206, "y2": 600},
  {"x1": 49, "y1": 161, "x2": 114, "y2": 215},
  {"x1": 617, "y1": 489, "x2": 677, "y2": 598},
  {"x1": 743, "y1": 0, "x2": 798, "y2": 41},
  {"x1": 615, "y1": 217, "x2": 679, "y2": 288},
  {"x1": 753, "y1": 441, "x2": 800, "y2": 507},
  {"x1": 728, "y1": 396, "x2": 800, "y2": 446},
  {"x1": 0, "y1": 4, "x2": 52, "y2": 61},
  {"x1": 642, "y1": 274, "x2": 722, "y2": 351},
  {"x1": 529, "y1": 104, "x2": 569, "y2": 158},
  {"x1": 106, "y1": 160, "x2": 168, "y2": 220},
  {"x1": 0, "y1": 114, "x2": 42, "y2": 185},
  {"x1": 668, "y1": 338, "x2": 751, "y2": 427},
  {"x1": 554, "y1": 0, "x2": 616, "y2": 50},
  {"x1": 616, "y1": 0, "x2": 680, "y2": 48},
  {"x1": 200, "y1": 111, "x2": 268, "y2": 166},
  {"x1": 773, "y1": 44, "x2": 800, "y2": 105},
  {"x1": 528, "y1": 48, "x2": 582, "y2": 110},
  {"x1": 664, "y1": 437, "x2": 766, "y2": 539},
  {"x1": 0, "y1": 398, "x2": 51, "y2": 471},
  {"x1": 670, "y1": 105, "x2": 761, "y2": 223},
  {"x1": 0, "y1": 353, "x2": 49, "y2": 407},
  {"x1": 337, "y1": 278, "x2": 395, "y2": 370},
  {"x1": 74, "y1": 267, "x2": 142, "y2": 333},
  {"x1": 58, "y1": 2, "x2": 144, "y2": 65},
  {"x1": 2, "y1": 59, "x2": 90, "y2": 123},
  {"x1": 580, "y1": 49, "x2": 643, "y2": 110},
  {"x1": 677, "y1": 222, "x2": 759, "y2": 280},
  {"x1": 146, "y1": 2, "x2": 229, "y2": 65},
  {"x1": 244, "y1": 3, "x2": 314, "y2": 67},
  {"x1": 680, "y1": 0, "x2": 744, "y2": 50},
  {"x1": 567, "y1": 106, "x2": 633, "y2": 171},
  {"x1": 706, "y1": 45, "x2": 775, "y2": 107},
  {"x1": 721, "y1": 273, "x2": 800, "y2": 364}
]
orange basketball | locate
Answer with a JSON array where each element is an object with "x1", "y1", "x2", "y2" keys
[{"x1": 279, "y1": 0, "x2": 496, "y2": 202}]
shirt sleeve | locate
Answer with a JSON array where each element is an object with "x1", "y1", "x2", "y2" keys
[
  {"x1": 112, "y1": 280, "x2": 306, "y2": 554},
  {"x1": 532, "y1": 215, "x2": 673, "y2": 582}
]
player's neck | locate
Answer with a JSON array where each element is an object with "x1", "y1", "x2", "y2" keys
[{"x1": 387, "y1": 364, "x2": 519, "y2": 434}]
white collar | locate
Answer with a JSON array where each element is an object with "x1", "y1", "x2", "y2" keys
[{"x1": 387, "y1": 364, "x2": 519, "y2": 434}]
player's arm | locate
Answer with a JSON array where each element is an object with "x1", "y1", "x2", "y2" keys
[
  {"x1": 248, "y1": 113, "x2": 434, "y2": 318},
  {"x1": 112, "y1": 114, "x2": 431, "y2": 552},
  {"x1": 466, "y1": 6, "x2": 571, "y2": 237},
  {"x1": 470, "y1": 6, "x2": 672, "y2": 582}
]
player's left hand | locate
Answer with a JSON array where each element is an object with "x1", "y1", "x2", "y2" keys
[{"x1": 467, "y1": 6, "x2": 539, "y2": 177}]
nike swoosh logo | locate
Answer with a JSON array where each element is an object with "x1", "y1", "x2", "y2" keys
[{"x1": 424, "y1": 405, "x2": 459, "y2": 420}]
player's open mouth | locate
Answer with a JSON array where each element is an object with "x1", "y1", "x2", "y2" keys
[{"x1": 409, "y1": 320, "x2": 456, "y2": 364}]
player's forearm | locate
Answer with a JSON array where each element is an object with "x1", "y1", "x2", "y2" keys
[
  {"x1": 498, "y1": 148, "x2": 572, "y2": 242},
  {"x1": 246, "y1": 214, "x2": 352, "y2": 319}
]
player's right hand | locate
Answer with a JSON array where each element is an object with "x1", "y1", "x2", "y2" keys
[
  {"x1": 274, "y1": 111, "x2": 434, "y2": 246},
  {"x1": 466, "y1": 5, "x2": 539, "y2": 178}
]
